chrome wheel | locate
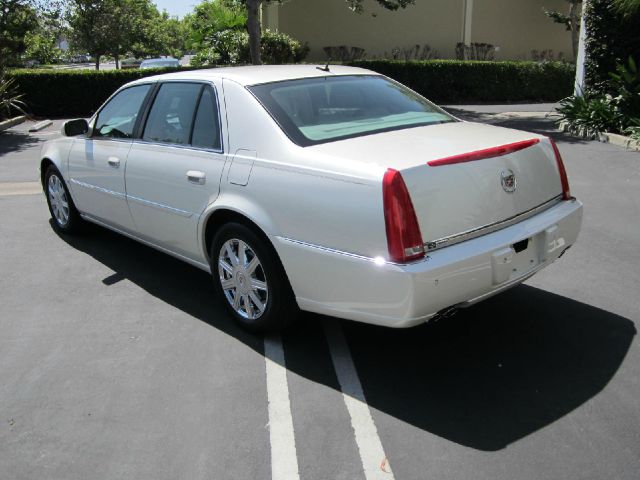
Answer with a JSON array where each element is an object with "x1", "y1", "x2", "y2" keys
[
  {"x1": 48, "y1": 174, "x2": 70, "y2": 226},
  {"x1": 218, "y1": 238, "x2": 268, "y2": 321}
]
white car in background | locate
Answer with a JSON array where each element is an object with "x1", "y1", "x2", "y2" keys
[
  {"x1": 39, "y1": 65, "x2": 582, "y2": 331},
  {"x1": 140, "y1": 57, "x2": 180, "y2": 69}
]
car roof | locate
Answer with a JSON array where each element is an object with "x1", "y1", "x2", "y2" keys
[{"x1": 127, "y1": 64, "x2": 376, "y2": 87}]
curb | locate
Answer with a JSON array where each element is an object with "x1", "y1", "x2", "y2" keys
[
  {"x1": 559, "y1": 121, "x2": 639, "y2": 151},
  {"x1": 598, "y1": 132, "x2": 640, "y2": 152},
  {"x1": 0, "y1": 115, "x2": 27, "y2": 132},
  {"x1": 28, "y1": 119, "x2": 53, "y2": 133}
]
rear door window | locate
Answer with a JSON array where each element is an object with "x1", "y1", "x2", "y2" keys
[
  {"x1": 142, "y1": 83, "x2": 202, "y2": 145},
  {"x1": 191, "y1": 86, "x2": 222, "y2": 151}
]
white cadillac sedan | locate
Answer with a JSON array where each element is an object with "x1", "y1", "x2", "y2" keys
[{"x1": 40, "y1": 65, "x2": 582, "y2": 331}]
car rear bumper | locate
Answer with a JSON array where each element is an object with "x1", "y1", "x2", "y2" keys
[{"x1": 274, "y1": 198, "x2": 583, "y2": 328}]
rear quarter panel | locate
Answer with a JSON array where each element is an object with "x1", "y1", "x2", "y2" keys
[{"x1": 201, "y1": 79, "x2": 389, "y2": 264}]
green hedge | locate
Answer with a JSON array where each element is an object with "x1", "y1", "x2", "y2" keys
[
  {"x1": 349, "y1": 60, "x2": 575, "y2": 103},
  {"x1": 6, "y1": 67, "x2": 200, "y2": 117},
  {"x1": 8, "y1": 60, "x2": 575, "y2": 117}
]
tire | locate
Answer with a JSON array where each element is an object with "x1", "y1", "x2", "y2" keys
[
  {"x1": 211, "y1": 222, "x2": 299, "y2": 332},
  {"x1": 44, "y1": 165, "x2": 82, "y2": 234}
]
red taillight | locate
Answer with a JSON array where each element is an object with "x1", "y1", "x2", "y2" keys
[
  {"x1": 549, "y1": 138, "x2": 571, "y2": 200},
  {"x1": 382, "y1": 169, "x2": 425, "y2": 263},
  {"x1": 427, "y1": 139, "x2": 540, "y2": 167}
]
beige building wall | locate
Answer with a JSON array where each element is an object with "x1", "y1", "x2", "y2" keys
[
  {"x1": 267, "y1": 0, "x2": 465, "y2": 61},
  {"x1": 267, "y1": 0, "x2": 574, "y2": 62},
  {"x1": 472, "y1": 0, "x2": 573, "y2": 60}
]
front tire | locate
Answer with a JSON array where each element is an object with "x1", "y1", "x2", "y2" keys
[
  {"x1": 44, "y1": 166, "x2": 82, "y2": 234},
  {"x1": 211, "y1": 222, "x2": 298, "y2": 332}
]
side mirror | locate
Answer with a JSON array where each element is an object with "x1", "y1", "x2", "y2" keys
[{"x1": 62, "y1": 119, "x2": 89, "y2": 137}]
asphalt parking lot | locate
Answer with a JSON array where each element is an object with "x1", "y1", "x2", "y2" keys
[{"x1": 1, "y1": 112, "x2": 639, "y2": 480}]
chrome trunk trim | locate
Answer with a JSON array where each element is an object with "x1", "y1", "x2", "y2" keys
[{"x1": 425, "y1": 195, "x2": 563, "y2": 252}]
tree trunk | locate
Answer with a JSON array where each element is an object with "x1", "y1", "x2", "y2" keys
[
  {"x1": 95, "y1": 54, "x2": 101, "y2": 71},
  {"x1": 247, "y1": 0, "x2": 262, "y2": 65},
  {"x1": 115, "y1": 53, "x2": 120, "y2": 70},
  {"x1": 570, "y1": 1, "x2": 580, "y2": 61}
]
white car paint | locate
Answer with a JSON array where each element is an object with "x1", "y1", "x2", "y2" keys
[{"x1": 40, "y1": 65, "x2": 583, "y2": 327}]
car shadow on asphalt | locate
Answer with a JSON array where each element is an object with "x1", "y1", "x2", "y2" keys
[{"x1": 55, "y1": 221, "x2": 636, "y2": 452}]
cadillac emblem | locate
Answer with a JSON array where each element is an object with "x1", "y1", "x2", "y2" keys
[{"x1": 501, "y1": 169, "x2": 517, "y2": 193}]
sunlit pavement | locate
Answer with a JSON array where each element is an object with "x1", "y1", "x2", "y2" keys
[{"x1": 1, "y1": 112, "x2": 638, "y2": 480}]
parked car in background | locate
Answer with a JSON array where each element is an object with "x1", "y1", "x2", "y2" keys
[
  {"x1": 140, "y1": 57, "x2": 180, "y2": 69},
  {"x1": 121, "y1": 58, "x2": 143, "y2": 69},
  {"x1": 39, "y1": 65, "x2": 582, "y2": 332}
]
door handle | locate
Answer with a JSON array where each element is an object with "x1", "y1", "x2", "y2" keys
[
  {"x1": 107, "y1": 157, "x2": 120, "y2": 168},
  {"x1": 187, "y1": 170, "x2": 206, "y2": 185}
]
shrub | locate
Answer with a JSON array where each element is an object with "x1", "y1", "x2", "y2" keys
[
  {"x1": 190, "y1": 29, "x2": 308, "y2": 67},
  {"x1": 0, "y1": 75, "x2": 27, "y2": 120},
  {"x1": 6, "y1": 67, "x2": 197, "y2": 117},
  {"x1": 557, "y1": 93, "x2": 626, "y2": 137},
  {"x1": 191, "y1": 30, "x2": 250, "y2": 66},
  {"x1": 8, "y1": 59, "x2": 574, "y2": 117},
  {"x1": 261, "y1": 30, "x2": 309, "y2": 64},
  {"x1": 585, "y1": 0, "x2": 640, "y2": 94},
  {"x1": 557, "y1": 57, "x2": 640, "y2": 137},
  {"x1": 349, "y1": 60, "x2": 575, "y2": 103}
]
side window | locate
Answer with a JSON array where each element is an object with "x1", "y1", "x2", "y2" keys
[
  {"x1": 94, "y1": 84, "x2": 151, "y2": 139},
  {"x1": 142, "y1": 83, "x2": 202, "y2": 145},
  {"x1": 191, "y1": 86, "x2": 222, "y2": 150}
]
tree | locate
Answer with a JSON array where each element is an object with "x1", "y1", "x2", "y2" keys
[
  {"x1": 68, "y1": 0, "x2": 113, "y2": 69},
  {"x1": 543, "y1": 0, "x2": 582, "y2": 61},
  {"x1": 244, "y1": 0, "x2": 415, "y2": 65},
  {"x1": 68, "y1": 0, "x2": 183, "y2": 69},
  {"x1": 0, "y1": 0, "x2": 39, "y2": 69}
]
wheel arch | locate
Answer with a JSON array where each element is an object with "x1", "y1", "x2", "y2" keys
[
  {"x1": 201, "y1": 203, "x2": 278, "y2": 265},
  {"x1": 40, "y1": 157, "x2": 55, "y2": 188}
]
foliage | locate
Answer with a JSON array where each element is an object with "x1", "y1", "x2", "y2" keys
[
  {"x1": 67, "y1": 0, "x2": 187, "y2": 69},
  {"x1": 350, "y1": 60, "x2": 575, "y2": 103},
  {"x1": 608, "y1": 56, "x2": 640, "y2": 119},
  {"x1": 557, "y1": 58, "x2": 640, "y2": 136},
  {"x1": 7, "y1": 60, "x2": 574, "y2": 118},
  {"x1": 345, "y1": 0, "x2": 414, "y2": 13},
  {"x1": 185, "y1": 0, "x2": 247, "y2": 51},
  {"x1": 261, "y1": 30, "x2": 309, "y2": 64},
  {"x1": 557, "y1": 93, "x2": 625, "y2": 137},
  {"x1": 191, "y1": 30, "x2": 250, "y2": 66},
  {"x1": 623, "y1": 123, "x2": 640, "y2": 142},
  {"x1": 0, "y1": 74, "x2": 26, "y2": 120},
  {"x1": 584, "y1": 0, "x2": 640, "y2": 94},
  {"x1": 382, "y1": 44, "x2": 438, "y2": 62},
  {"x1": 543, "y1": 0, "x2": 581, "y2": 60},
  {"x1": 614, "y1": 0, "x2": 640, "y2": 15},
  {"x1": 24, "y1": 31, "x2": 62, "y2": 65},
  {"x1": 455, "y1": 43, "x2": 495, "y2": 61},
  {"x1": 531, "y1": 49, "x2": 565, "y2": 62},
  {"x1": 323, "y1": 46, "x2": 367, "y2": 62},
  {"x1": 0, "y1": 0, "x2": 39, "y2": 68},
  {"x1": 5, "y1": 67, "x2": 198, "y2": 117},
  {"x1": 190, "y1": 29, "x2": 308, "y2": 67}
]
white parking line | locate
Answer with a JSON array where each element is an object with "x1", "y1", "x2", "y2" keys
[
  {"x1": 0, "y1": 182, "x2": 42, "y2": 196},
  {"x1": 324, "y1": 320, "x2": 395, "y2": 480},
  {"x1": 264, "y1": 333, "x2": 300, "y2": 480}
]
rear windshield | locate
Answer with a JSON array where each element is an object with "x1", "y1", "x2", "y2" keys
[{"x1": 248, "y1": 75, "x2": 456, "y2": 146}]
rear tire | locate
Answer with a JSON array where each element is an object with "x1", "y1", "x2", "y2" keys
[
  {"x1": 44, "y1": 165, "x2": 82, "y2": 234},
  {"x1": 211, "y1": 222, "x2": 299, "y2": 332}
]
